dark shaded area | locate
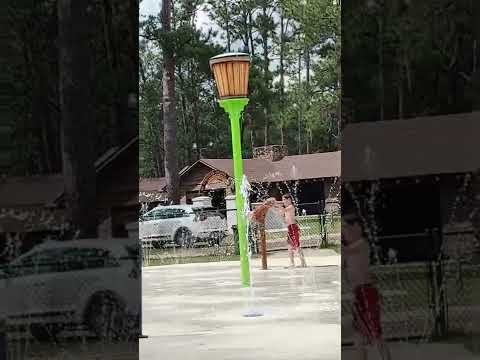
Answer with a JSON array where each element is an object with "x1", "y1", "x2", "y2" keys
[
  {"x1": 0, "y1": 1, "x2": 140, "y2": 358},
  {"x1": 342, "y1": 0, "x2": 480, "y2": 357}
]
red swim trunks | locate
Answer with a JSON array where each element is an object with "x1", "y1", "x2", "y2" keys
[
  {"x1": 287, "y1": 223, "x2": 301, "y2": 249},
  {"x1": 352, "y1": 284, "x2": 382, "y2": 344}
]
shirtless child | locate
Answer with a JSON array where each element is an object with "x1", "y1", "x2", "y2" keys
[
  {"x1": 275, "y1": 194, "x2": 307, "y2": 268},
  {"x1": 342, "y1": 213, "x2": 391, "y2": 360}
]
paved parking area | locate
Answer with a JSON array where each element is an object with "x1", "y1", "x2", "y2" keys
[{"x1": 140, "y1": 249, "x2": 341, "y2": 360}]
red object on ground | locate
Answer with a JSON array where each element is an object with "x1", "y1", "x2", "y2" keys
[
  {"x1": 287, "y1": 223, "x2": 301, "y2": 249},
  {"x1": 353, "y1": 284, "x2": 383, "y2": 344}
]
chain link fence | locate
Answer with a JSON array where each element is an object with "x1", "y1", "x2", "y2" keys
[
  {"x1": 341, "y1": 228, "x2": 480, "y2": 347},
  {"x1": 140, "y1": 203, "x2": 340, "y2": 266}
]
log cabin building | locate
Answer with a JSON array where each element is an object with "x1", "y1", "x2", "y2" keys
[
  {"x1": 0, "y1": 137, "x2": 139, "y2": 260},
  {"x1": 140, "y1": 145, "x2": 341, "y2": 215},
  {"x1": 342, "y1": 112, "x2": 480, "y2": 263},
  {"x1": 342, "y1": 112, "x2": 480, "y2": 341}
]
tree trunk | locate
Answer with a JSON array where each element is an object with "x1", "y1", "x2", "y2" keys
[
  {"x1": 162, "y1": 0, "x2": 180, "y2": 204},
  {"x1": 154, "y1": 118, "x2": 163, "y2": 177},
  {"x1": 297, "y1": 54, "x2": 302, "y2": 154},
  {"x1": 398, "y1": 62, "x2": 404, "y2": 119},
  {"x1": 241, "y1": 10, "x2": 250, "y2": 52},
  {"x1": 149, "y1": 111, "x2": 163, "y2": 177},
  {"x1": 263, "y1": 108, "x2": 269, "y2": 146},
  {"x1": 378, "y1": 15, "x2": 384, "y2": 121},
  {"x1": 223, "y1": 0, "x2": 232, "y2": 52},
  {"x1": 261, "y1": 4, "x2": 270, "y2": 146},
  {"x1": 470, "y1": 3, "x2": 480, "y2": 263},
  {"x1": 305, "y1": 49, "x2": 311, "y2": 84},
  {"x1": 306, "y1": 126, "x2": 311, "y2": 153},
  {"x1": 192, "y1": 93, "x2": 201, "y2": 160},
  {"x1": 248, "y1": 11, "x2": 255, "y2": 57},
  {"x1": 250, "y1": 126, "x2": 254, "y2": 153},
  {"x1": 472, "y1": 2, "x2": 480, "y2": 110},
  {"x1": 178, "y1": 68, "x2": 192, "y2": 164},
  {"x1": 58, "y1": 0, "x2": 97, "y2": 238},
  {"x1": 279, "y1": 11, "x2": 285, "y2": 145}
]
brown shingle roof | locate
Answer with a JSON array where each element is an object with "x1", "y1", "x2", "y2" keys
[
  {"x1": 139, "y1": 177, "x2": 166, "y2": 192},
  {"x1": 139, "y1": 177, "x2": 167, "y2": 202},
  {"x1": 0, "y1": 137, "x2": 139, "y2": 208},
  {"x1": 0, "y1": 174, "x2": 64, "y2": 208},
  {"x1": 342, "y1": 112, "x2": 480, "y2": 181},
  {"x1": 199, "y1": 151, "x2": 340, "y2": 183}
]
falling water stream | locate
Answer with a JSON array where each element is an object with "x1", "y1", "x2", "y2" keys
[{"x1": 240, "y1": 175, "x2": 263, "y2": 318}]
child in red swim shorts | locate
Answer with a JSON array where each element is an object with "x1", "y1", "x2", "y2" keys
[
  {"x1": 276, "y1": 194, "x2": 306, "y2": 268},
  {"x1": 342, "y1": 213, "x2": 391, "y2": 360}
]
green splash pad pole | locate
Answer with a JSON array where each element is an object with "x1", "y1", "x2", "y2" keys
[{"x1": 219, "y1": 98, "x2": 251, "y2": 287}]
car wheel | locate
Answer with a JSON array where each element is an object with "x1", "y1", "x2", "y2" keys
[
  {"x1": 30, "y1": 324, "x2": 61, "y2": 342},
  {"x1": 174, "y1": 228, "x2": 193, "y2": 248},
  {"x1": 85, "y1": 292, "x2": 128, "y2": 340}
]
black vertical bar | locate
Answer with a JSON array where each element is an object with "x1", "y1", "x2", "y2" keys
[
  {"x1": 0, "y1": 319, "x2": 6, "y2": 360},
  {"x1": 319, "y1": 201, "x2": 327, "y2": 248},
  {"x1": 139, "y1": 238, "x2": 148, "y2": 339},
  {"x1": 318, "y1": 201, "x2": 322, "y2": 247},
  {"x1": 430, "y1": 228, "x2": 446, "y2": 339},
  {"x1": 428, "y1": 260, "x2": 438, "y2": 339},
  {"x1": 436, "y1": 227, "x2": 447, "y2": 338},
  {"x1": 232, "y1": 225, "x2": 240, "y2": 255}
]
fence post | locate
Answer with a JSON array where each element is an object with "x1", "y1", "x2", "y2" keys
[
  {"x1": 0, "y1": 318, "x2": 6, "y2": 360},
  {"x1": 232, "y1": 225, "x2": 240, "y2": 255},
  {"x1": 260, "y1": 225, "x2": 268, "y2": 270},
  {"x1": 430, "y1": 227, "x2": 447, "y2": 339},
  {"x1": 318, "y1": 201, "x2": 322, "y2": 248},
  {"x1": 248, "y1": 226, "x2": 258, "y2": 255},
  {"x1": 319, "y1": 201, "x2": 327, "y2": 248},
  {"x1": 138, "y1": 238, "x2": 148, "y2": 339}
]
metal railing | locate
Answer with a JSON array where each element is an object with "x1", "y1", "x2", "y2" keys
[
  {"x1": 341, "y1": 228, "x2": 480, "y2": 345},
  {"x1": 140, "y1": 204, "x2": 340, "y2": 266}
]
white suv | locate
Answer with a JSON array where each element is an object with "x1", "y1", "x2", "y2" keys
[
  {"x1": 0, "y1": 238, "x2": 140, "y2": 341},
  {"x1": 139, "y1": 205, "x2": 227, "y2": 247}
]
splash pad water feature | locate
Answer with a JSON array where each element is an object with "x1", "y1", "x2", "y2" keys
[
  {"x1": 210, "y1": 52, "x2": 264, "y2": 317},
  {"x1": 210, "y1": 53, "x2": 261, "y2": 317},
  {"x1": 210, "y1": 52, "x2": 252, "y2": 288}
]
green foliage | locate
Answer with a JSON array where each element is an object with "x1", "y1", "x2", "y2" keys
[
  {"x1": 140, "y1": 0, "x2": 340, "y2": 176},
  {"x1": 6, "y1": 0, "x2": 138, "y2": 176},
  {"x1": 139, "y1": 41, "x2": 163, "y2": 178},
  {"x1": 342, "y1": 0, "x2": 475, "y2": 122}
]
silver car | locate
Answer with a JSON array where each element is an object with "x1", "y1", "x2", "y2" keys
[
  {"x1": 139, "y1": 205, "x2": 227, "y2": 247},
  {"x1": 0, "y1": 238, "x2": 140, "y2": 341}
]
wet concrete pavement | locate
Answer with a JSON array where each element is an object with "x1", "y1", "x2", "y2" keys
[{"x1": 140, "y1": 249, "x2": 341, "y2": 360}]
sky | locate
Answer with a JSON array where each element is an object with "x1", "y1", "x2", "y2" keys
[
  {"x1": 140, "y1": 0, "x2": 214, "y2": 33},
  {"x1": 139, "y1": 0, "x2": 310, "y2": 87}
]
